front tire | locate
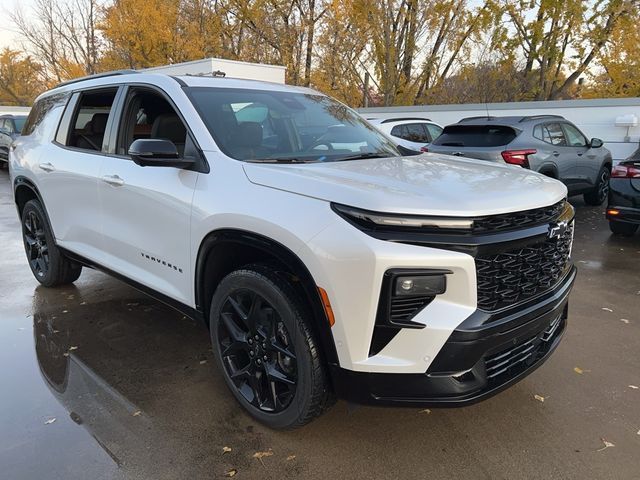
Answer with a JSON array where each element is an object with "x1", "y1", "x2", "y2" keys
[
  {"x1": 21, "y1": 200, "x2": 82, "y2": 287},
  {"x1": 210, "y1": 265, "x2": 333, "y2": 429},
  {"x1": 609, "y1": 219, "x2": 638, "y2": 236},
  {"x1": 584, "y1": 167, "x2": 609, "y2": 206}
]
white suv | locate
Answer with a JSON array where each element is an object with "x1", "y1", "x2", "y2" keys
[
  {"x1": 10, "y1": 72, "x2": 576, "y2": 429},
  {"x1": 367, "y1": 117, "x2": 443, "y2": 151}
]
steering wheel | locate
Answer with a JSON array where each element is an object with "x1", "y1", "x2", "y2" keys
[{"x1": 306, "y1": 136, "x2": 335, "y2": 152}]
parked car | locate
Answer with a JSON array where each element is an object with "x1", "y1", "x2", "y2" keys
[
  {"x1": 0, "y1": 114, "x2": 28, "y2": 168},
  {"x1": 367, "y1": 117, "x2": 443, "y2": 151},
  {"x1": 11, "y1": 71, "x2": 575, "y2": 429},
  {"x1": 606, "y1": 159, "x2": 640, "y2": 236},
  {"x1": 427, "y1": 115, "x2": 612, "y2": 205}
]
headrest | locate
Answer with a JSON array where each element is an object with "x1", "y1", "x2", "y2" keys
[
  {"x1": 151, "y1": 113, "x2": 186, "y2": 144},
  {"x1": 89, "y1": 113, "x2": 109, "y2": 134}
]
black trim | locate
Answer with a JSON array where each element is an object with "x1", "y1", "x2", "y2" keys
[
  {"x1": 380, "y1": 117, "x2": 432, "y2": 124},
  {"x1": 54, "y1": 70, "x2": 137, "y2": 89},
  {"x1": 59, "y1": 247, "x2": 204, "y2": 323},
  {"x1": 194, "y1": 229, "x2": 340, "y2": 367},
  {"x1": 13, "y1": 177, "x2": 56, "y2": 235},
  {"x1": 331, "y1": 271, "x2": 574, "y2": 407}
]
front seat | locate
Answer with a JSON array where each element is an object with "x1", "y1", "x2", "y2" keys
[
  {"x1": 228, "y1": 122, "x2": 264, "y2": 160},
  {"x1": 77, "y1": 113, "x2": 109, "y2": 151},
  {"x1": 151, "y1": 114, "x2": 187, "y2": 156}
]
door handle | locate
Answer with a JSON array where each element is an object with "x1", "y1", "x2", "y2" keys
[
  {"x1": 552, "y1": 151, "x2": 560, "y2": 157},
  {"x1": 38, "y1": 162, "x2": 55, "y2": 172},
  {"x1": 101, "y1": 174, "x2": 125, "y2": 187}
]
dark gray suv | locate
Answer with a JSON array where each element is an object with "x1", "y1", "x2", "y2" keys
[{"x1": 427, "y1": 115, "x2": 612, "y2": 205}]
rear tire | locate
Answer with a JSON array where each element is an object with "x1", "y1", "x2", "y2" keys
[
  {"x1": 21, "y1": 200, "x2": 82, "y2": 287},
  {"x1": 609, "y1": 220, "x2": 638, "y2": 236},
  {"x1": 209, "y1": 264, "x2": 333, "y2": 429},
  {"x1": 584, "y1": 167, "x2": 609, "y2": 206}
]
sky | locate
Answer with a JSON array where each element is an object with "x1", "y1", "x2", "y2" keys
[{"x1": 0, "y1": 0, "x2": 36, "y2": 50}]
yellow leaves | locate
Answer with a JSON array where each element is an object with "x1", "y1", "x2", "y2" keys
[
  {"x1": 533, "y1": 394, "x2": 546, "y2": 402},
  {"x1": 224, "y1": 469, "x2": 237, "y2": 477},
  {"x1": 597, "y1": 438, "x2": 615, "y2": 452},
  {"x1": 222, "y1": 446, "x2": 232, "y2": 454}
]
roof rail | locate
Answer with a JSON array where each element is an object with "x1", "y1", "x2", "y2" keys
[
  {"x1": 55, "y1": 70, "x2": 139, "y2": 89},
  {"x1": 518, "y1": 114, "x2": 565, "y2": 122},
  {"x1": 458, "y1": 116, "x2": 497, "y2": 123},
  {"x1": 380, "y1": 117, "x2": 432, "y2": 124}
]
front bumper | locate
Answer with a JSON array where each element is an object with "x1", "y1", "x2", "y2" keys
[{"x1": 330, "y1": 266, "x2": 576, "y2": 407}]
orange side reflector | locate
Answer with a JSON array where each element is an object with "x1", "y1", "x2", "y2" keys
[
  {"x1": 607, "y1": 209, "x2": 620, "y2": 216},
  {"x1": 317, "y1": 287, "x2": 335, "y2": 327}
]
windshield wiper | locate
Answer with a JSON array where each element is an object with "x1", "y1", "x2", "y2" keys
[
  {"x1": 333, "y1": 152, "x2": 390, "y2": 162},
  {"x1": 247, "y1": 157, "x2": 312, "y2": 164}
]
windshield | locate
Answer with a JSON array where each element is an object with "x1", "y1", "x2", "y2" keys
[{"x1": 188, "y1": 87, "x2": 401, "y2": 162}]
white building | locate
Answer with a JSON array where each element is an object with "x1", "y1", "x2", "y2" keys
[
  {"x1": 145, "y1": 57, "x2": 286, "y2": 84},
  {"x1": 360, "y1": 98, "x2": 640, "y2": 161}
]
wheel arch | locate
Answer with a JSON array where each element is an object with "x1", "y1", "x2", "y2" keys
[
  {"x1": 194, "y1": 228, "x2": 339, "y2": 368},
  {"x1": 13, "y1": 176, "x2": 55, "y2": 236},
  {"x1": 537, "y1": 163, "x2": 559, "y2": 179}
]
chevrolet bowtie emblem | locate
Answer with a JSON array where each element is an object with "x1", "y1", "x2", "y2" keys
[{"x1": 548, "y1": 221, "x2": 568, "y2": 240}]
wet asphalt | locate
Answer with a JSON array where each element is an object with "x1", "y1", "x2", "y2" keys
[{"x1": 0, "y1": 169, "x2": 639, "y2": 480}]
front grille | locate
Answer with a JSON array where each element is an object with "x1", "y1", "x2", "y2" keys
[
  {"x1": 476, "y1": 221, "x2": 573, "y2": 311},
  {"x1": 472, "y1": 200, "x2": 566, "y2": 234},
  {"x1": 485, "y1": 314, "x2": 564, "y2": 382},
  {"x1": 390, "y1": 296, "x2": 433, "y2": 322}
]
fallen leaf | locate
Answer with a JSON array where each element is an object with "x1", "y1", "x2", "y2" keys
[
  {"x1": 534, "y1": 394, "x2": 545, "y2": 402},
  {"x1": 80, "y1": 301, "x2": 86, "y2": 305},
  {"x1": 44, "y1": 418, "x2": 56, "y2": 425},
  {"x1": 286, "y1": 455, "x2": 296, "y2": 461},
  {"x1": 419, "y1": 408, "x2": 431, "y2": 414},
  {"x1": 629, "y1": 385, "x2": 639, "y2": 390},
  {"x1": 574, "y1": 367, "x2": 590, "y2": 374},
  {"x1": 63, "y1": 353, "x2": 69, "y2": 357},
  {"x1": 602, "y1": 307, "x2": 613, "y2": 312},
  {"x1": 199, "y1": 360, "x2": 207, "y2": 365},
  {"x1": 253, "y1": 450, "x2": 273, "y2": 460},
  {"x1": 62, "y1": 310, "x2": 68, "y2": 314},
  {"x1": 620, "y1": 319, "x2": 630, "y2": 324},
  {"x1": 222, "y1": 446, "x2": 232, "y2": 454},
  {"x1": 637, "y1": 430, "x2": 640, "y2": 436},
  {"x1": 597, "y1": 438, "x2": 615, "y2": 452},
  {"x1": 132, "y1": 410, "x2": 141, "y2": 417},
  {"x1": 224, "y1": 469, "x2": 237, "y2": 477},
  {"x1": 68, "y1": 346, "x2": 78, "y2": 351}
]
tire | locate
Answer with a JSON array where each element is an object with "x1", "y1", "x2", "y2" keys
[
  {"x1": 21, "y1": 199, "x2": 82, "y2": 287},
  {"x1": 609, "y1": 219, "x2": 638, "y2": 236},
  {"x1": 210, "y1": 264, "x2": 333, "y2": 429},
  {"x1": 584, "y1": 167, "x2": 610, "y2": 206}
]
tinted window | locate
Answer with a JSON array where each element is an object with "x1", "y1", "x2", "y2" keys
[
  {"x1": 67, "y1": 89, "x2": 117, "y2": 151},
  {"x1": 118, "y1": 88, "x2": 194, "y2": 159},
  {"x1": 188, "y1": 87, "x2": 400, "y2": 162},
  {"x1": 425, "y1": 124, "x2": 443, "y2": 140},
  {"x1": 534, "y1": 123, "x2": 567, "y2": 146},
  {"x1": 404, "y1": 123, "x2": 429, "y2": 143},
  {"x1": 431, "y1": 125, "x2": 517, "y2": 147},
  {"x1": 14, "y1": 117, "x2": 26, "y2": 132},
  {"x1": 23, "y1": 93, "x2": 70, "y2": 136},
  {"x1": 562, "y1": 123, "x2": 587, "y2": 147}
]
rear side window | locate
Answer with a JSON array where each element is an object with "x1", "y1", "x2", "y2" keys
[
  {"x1": 22, "y1": 92, "x2": 70, "y2": 136},
  {"x1": 390, "y1": 123, "x2": 431, "y2": 143},
  {"x1": 66, "y1": 89, "x2": 118, "y2": 152},
  {"x1": 425, "y1": 124, "x2": 443, "y2": 140},
  {"x1": 533, "y1": 123, "x2": 567, "y2": 146},
  {"x1": 431, "y1": 125, "x2": 517, "y2": 147}
]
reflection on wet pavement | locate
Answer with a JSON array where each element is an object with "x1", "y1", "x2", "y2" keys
[{"x1": 1, "y1": 170, "x2": 639, "y2": 480}]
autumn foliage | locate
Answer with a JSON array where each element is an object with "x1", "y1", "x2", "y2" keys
[{"x1": 1, "y1": 0, "x2": 638, "y2": 107}]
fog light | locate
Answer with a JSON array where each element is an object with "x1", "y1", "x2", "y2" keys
[{"x1": 394, "y1": 275, "x2": 446, "y2": 296}]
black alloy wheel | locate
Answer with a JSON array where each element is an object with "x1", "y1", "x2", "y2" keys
[
  {"x1": 210, "y1": 265, "x2": 334, "y2": 429},
  {"x1": 217, "y1": 288, "x2": 297, "y2": 412},
  {"x1": 584, "y1": 167, "x2": 610, "y2": 206},
  {"x1": 23, "y1": 208, "x2": 50, "y2": 278}
]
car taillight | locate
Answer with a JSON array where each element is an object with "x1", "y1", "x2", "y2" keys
[
  {"x1": 611, "y1": 164, "x2": 640, "y2": 178},
  {"x1": 420, "y1": 146, "x2": 429, "y2": 152},
  {"x1": 501, "y1": 149, "x2": 536, "y2": 168}
]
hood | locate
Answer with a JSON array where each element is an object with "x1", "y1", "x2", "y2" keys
[{"x1": 243, "y1": 153, "x2": 567, "y2": 216}]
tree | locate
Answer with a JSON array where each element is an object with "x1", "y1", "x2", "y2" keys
[
  {"x1": 500, "y1": 0, "x2": 634, "y2": 100},
  {"x1": 0, "y1": 49, "x2": 44, "y2": 106},
  {"x1": 11, "y1": 0, "x2": 101, "y2": 83}
]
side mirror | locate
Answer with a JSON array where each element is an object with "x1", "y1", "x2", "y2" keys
[
  {"x1": 590, "y1": 138, "x2": 603, "y2": 148},
  {"x1": 128, "y1": 139, "x2": 195, "y2": 168}
]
